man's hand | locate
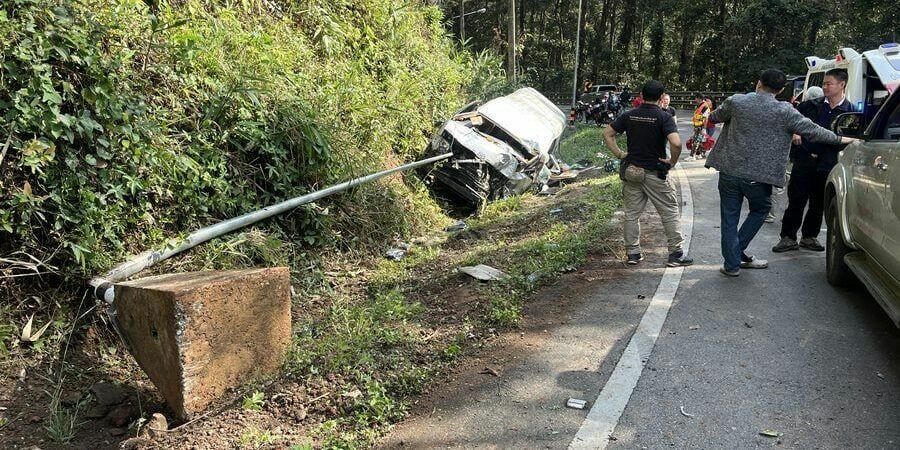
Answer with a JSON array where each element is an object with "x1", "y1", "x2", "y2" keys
[
  {"x1": 660, "y1": 157, "x2": 676, "y2": 167},
  {"x1": 792, "y1": 134, "x2": 801, "y2": 145},
  {"x1": 840, "y1": 136, "x2": 859, "y2": 145}
]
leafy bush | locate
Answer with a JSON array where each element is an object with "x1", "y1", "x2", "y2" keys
[{"x1": 0, "y1": 0, "x2": 508, "y2": 281}]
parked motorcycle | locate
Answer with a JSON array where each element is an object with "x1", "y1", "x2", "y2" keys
[
  {"x1": 574, "y1": 101, "x2": 589, "y2": 123},
  {"x1": 606, "y1": 93, "x2": 622, "y2": 120}
]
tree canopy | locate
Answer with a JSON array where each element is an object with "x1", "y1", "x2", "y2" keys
[{"x1": 440, "y1": 0, "x2": 900, "y2": 94}]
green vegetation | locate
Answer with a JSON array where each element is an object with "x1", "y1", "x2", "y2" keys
[
  {"x1": 448, "y1": 0, "x2": 899, "y2": 92},
  {"x1": 1, "y1": 1, "x2": 634, "y2": 447},
  {"x1": 0, "y1": 0, "x2": 508, "y2": 281},
  {"x1": 466, "y1": 178, "x2": 621, "y2": 326},
  {"x1": 44, "y1": 393, "x2": 81, "y2": 443},
  {"x1": 241, "y1": 390, "x2": 265, "y2": 412},
  {"x1": 238, "y1": 427, "x2": 275, "y2": 449},
  {"x1": 0, "y1": 322, "x2": 12, "y2": 358},
  {"x1": 556, "y1": 124, "x2": 627, "y2": 168}
]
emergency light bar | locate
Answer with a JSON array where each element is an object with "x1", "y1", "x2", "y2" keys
[
  {"x1": 839, "y1": 48, "x2": 860, "y2": 61},
  {"x1": 806, "y1": 56, "x2": 837, "y2": 70},
  {"x1": 879, "y1": 43, "x2": 900, "y2": 55}
]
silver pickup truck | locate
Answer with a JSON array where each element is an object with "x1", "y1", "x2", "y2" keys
[{"x1": 826, "y1": 88, "x2": 900, "y2": 327}]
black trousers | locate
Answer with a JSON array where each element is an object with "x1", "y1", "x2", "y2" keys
[{"x1": 780, "y1": 158, "x2": 828, "y2": 239}]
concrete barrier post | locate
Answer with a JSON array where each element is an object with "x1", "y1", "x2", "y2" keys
[{"x1": 114, "y1": 267, "x2": 292, "y2": 419}]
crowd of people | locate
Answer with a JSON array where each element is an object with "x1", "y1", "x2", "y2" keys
[{"x1": 600, "y1": 69, "x2": 857, "y2": 276}]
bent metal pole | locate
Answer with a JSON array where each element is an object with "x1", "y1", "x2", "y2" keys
[{"x1": 89, "y1": 152, "x2": 453, "y2": 304}]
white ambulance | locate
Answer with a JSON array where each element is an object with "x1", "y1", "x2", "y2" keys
[{"x1": 802, "y1": 43, "x2": 900, "y2": 122}]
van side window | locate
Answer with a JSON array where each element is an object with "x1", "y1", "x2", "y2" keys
[
  {"x1": 807, "y1": 72, "x2": 825, "y2": 88},
  {"x1": 864, "y1": 71, "x2": 888, "y2": 126},
  {"x1": 879, "y1": 101, "x2": 900, "y2": 141}
]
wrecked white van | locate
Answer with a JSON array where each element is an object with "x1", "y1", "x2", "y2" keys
[{"x1": 423, "y1": 88, "x2": 567, "y2": 209}]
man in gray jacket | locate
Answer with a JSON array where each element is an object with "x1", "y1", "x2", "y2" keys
[{"x1": 706, "y1": 69, "x2": 856, "y2": 277}]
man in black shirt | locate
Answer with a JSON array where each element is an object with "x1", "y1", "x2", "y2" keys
[{"x1": 603, "y1": 80, "x2": 693, "y2": 267}]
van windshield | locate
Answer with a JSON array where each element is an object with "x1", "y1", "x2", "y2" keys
[{"x1": 889, "y1": 54, "x2": 900, "y2": 71}]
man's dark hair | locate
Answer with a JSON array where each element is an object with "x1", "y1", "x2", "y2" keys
[
  {"x1": 825, "y1": 68, "x2": 849, "y2": 85},
  {"x1": 694, "y1": 93, "x2": 704, "y2": 100},
  {"x1": 759, "y1": 69, "x2": 787, "y2": 92},
  {"x1": 642, "y1": 80, "x2": 665, "y2": 101}
]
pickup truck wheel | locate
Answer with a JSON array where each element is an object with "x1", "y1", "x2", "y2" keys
[{"x1": 826, "y1": 197, "x2": 856, "y2": 287}]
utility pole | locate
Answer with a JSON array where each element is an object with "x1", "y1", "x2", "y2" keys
[
  {"x1": 460, "y1": 0, "x2": 465, "y2": 42},
  {"x1": 571, "y1": 0, "x2": 583, "y2": 109},
  {"x1": 507, "y1": 0, "x2": 516, "y2": 82}
]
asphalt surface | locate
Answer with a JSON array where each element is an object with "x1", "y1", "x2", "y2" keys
[{"x1": 378, "y1": 113, "x2": 900, "y2": 449}]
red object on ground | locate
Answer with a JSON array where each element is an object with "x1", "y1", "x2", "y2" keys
[{"x1": 687, "y1": 134, "x2": 716, "y2": 151}]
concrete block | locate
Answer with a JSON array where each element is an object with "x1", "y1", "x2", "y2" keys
[{"x1": 114, "y1": 267, "x2": 291, "y2": 419}]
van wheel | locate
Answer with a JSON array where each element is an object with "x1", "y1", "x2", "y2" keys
[{"x1": 826, "y1": 197, "x2": 856, "y2": 287}]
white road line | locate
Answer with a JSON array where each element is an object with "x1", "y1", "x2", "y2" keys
[{"x1": 570, "y1": 163, "x2": 694, "y2": 449}]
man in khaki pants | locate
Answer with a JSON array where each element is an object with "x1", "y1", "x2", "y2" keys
[{"x1": 603, "y1": 80, "x2": 693, "y2": 267}]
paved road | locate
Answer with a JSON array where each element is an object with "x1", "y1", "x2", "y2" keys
[
  {"x1": 379, "y1": 113, "x2": 900, "y2": 449},
  {"x1": 606, "y1": 116, "x2": 900, "y2": 449}
]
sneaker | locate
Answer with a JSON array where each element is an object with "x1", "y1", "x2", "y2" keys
[
  {"x1": 772, "y1": 236, "x2": 799, "y2": 253},
  {"x1": 666, "y1": 251, "x2": 694, "y2": 267},
  {"x1": 764, "y1": 212, "x2": 776, "y2": 223},
  {"x1": 626, "y1": 253, "x2": 644, "y2": 265},
  {"x1": 799, "y1": 237, "x2": 825, "y2": 251},
  {"x1": 740, "y1": 254, "x2": 768, "y2": 269},
  {"x1": 720, "y1": 267, "x2": 740, "y2": 277}
]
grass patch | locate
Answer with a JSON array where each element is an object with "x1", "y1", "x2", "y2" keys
[
  {"x1": 367, "y1": 245, "x2": 443, "y2": 293},
  {"x1": 464, "y1": 177, "x2": 622, "y2": 326},
  {"x1": 468, "y1": 195, "x2": 528, "y2": 231},
  {"x1": 238, "y1": 427, "x2": 276, "y2": 449},
  {"x1": 557, "y1": 123, "x2": 627, "y2": 167},
  {"x1": 44, "y1": 392, "x2": 82, "y2": 444}
]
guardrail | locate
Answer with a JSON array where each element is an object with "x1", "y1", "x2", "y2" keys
[
  {"x1": 666, "y1": 91, "x2": 740, "y2": 109},
  {"x1": 543, "y1": 90, "x2": 742, "y2": 111},
  {"x1": 90, "y1": 152, "x2": 454, "y2": 304}
]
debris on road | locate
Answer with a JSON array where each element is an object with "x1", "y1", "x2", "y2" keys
[
  {"x1": 446, "y1": 220, "x2": 468, "y2": 232},
  {"x1": 876, "y1": 372, "x2": 885, "y2": 379},
  {"x1": 479, "y1": 367, "x2": 500, "y2": 377},
  {"x1": 566, "y1": 398, "x2": 588, "y2": 410},
  {"x1": 744, "y1": 322, "x2": 753, "y2": 328},
  {"x1": 574, "y1": 166, "x2": 604, "y2": 180},
  {"x1": 679, "y1": 406, "x2": 695, "y2": 418},
  {"x1": 759, "y1": 430, "x2": 783, "y2": 438},
  {"x1": 689, "y1": 325, "x2": 700, "y2": 330},
  {"x1": 19, "y1": 314, "x2": 51, "y2": 344},
  {"x1": 459, "y1": 265, "x2": 507, "y2": 281},
  {"x1": 384, "y1": 248, "x2": 407, "y2": 261},
  {"x1": 637, "y1": 294, "x2": 646, "y2": 300},
  {"x1": 384, "y1": 242, "x2": 412, "y2": 261},
  {"x1": 549, "y1": 208, "x2": 564, "y2": 215}
]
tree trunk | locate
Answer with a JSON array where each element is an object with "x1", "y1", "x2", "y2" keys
[
  {"x1": 616, "y1": 0, "x2": 636, "y2": 67},
  {"x1": 649, "y1": 11, "x2": 664, "y2": 80}
]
